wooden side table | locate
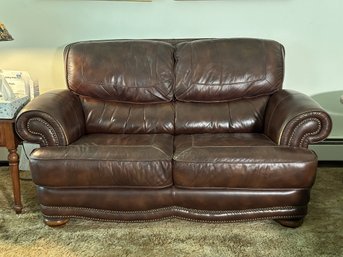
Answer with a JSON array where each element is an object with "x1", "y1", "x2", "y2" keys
[{"x1": 0, "y1": 119, "x2": 22, "y2": 213}]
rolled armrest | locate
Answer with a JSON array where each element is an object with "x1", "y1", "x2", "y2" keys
[
  {"x1": 15, "y1": 89, "x2": 85, "y2": 146},
  {"x1": 264, "y1": 90, "x2": 332, "y2": 148}
]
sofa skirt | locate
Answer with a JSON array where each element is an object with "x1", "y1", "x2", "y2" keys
[{"x1": 37, "y1": 186, "x2": 310, "y2": 223}]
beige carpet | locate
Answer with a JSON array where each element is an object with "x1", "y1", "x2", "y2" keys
[{"x1": 0, "y1": 167, "x2": 342, "y2": 257}]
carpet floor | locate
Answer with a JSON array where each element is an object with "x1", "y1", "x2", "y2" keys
[{"x1": 0, "y1": 166, "x2": 342, "y2": 257}]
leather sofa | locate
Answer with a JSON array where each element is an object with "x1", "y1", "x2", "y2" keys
[{"x1": 15, "y1": 38, "x2": 332, "y2": 228}]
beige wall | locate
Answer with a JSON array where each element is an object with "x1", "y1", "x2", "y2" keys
[
  {"x1": 0, "y1": 48, "x2": 65, "y2": 92},
  {"x1": 1, "y1": 0, "x2": 343, "y2": 158},
  {"x1": 1, "y1": 0, "x2": 343, "y2": 95}
]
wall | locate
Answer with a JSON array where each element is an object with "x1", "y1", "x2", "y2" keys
[
  {"x1": 1, "y1": 0, "x2": 342, "y2": 94},
  {"x1": 1, "y1": 0, "x2": 343, "y2": 158}
]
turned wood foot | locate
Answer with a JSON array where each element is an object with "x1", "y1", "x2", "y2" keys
[
  {"x1": 44, "y1": 217, "x2": 70, "y2": 227},
  {"x1": 13, "y1": 205, "x2": 23, "y2": 214},
  {"x1": 8, "y1": 149, "x2": 23, "y2": 214},
  {"x1": 275, "y1": 218, "x2": 304, "y2": 228},
  {"x1": 0, "y1": 120, "x2": 23, "y2": 214}
]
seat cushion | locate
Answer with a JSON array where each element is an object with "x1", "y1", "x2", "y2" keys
[
  {"x1": 173, "y1": 133, "x2": 317, "y2": 189},
  {"x1": 30, "y1": 134, "x2": 173, "y2": 189}
]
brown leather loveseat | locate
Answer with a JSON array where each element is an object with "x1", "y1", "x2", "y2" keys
[{"x1": 16, "y1": 38, "x2": 332, "y2": 228}]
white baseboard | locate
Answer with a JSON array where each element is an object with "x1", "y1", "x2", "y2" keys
[{"x1": 309, "y1": 142, "x2": 343, "y2": 161}]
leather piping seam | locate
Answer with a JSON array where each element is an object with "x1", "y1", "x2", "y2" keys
[
  {"x1": 71, "y1": 144, "x2": 172, "y2": 160},
  {"x1": 43, "y1": 93, "x2": 74, "y2": 145},
  {"x1": 172, "y1": 159, "x2": 316, "y2": 164},
  {"x1": 30, "y1": 157, "x2": 172, "y2": 162},
  {"x1": 174, "y1": 186, "x2": 311, "y2": 190},
  {"x1": 175, "y1": 90, "x2": 279, "y2": 103},
  {"x1": 40, "y1": 205, "x2": 300, "y2": 215},
  {"x1": 40, "y1": 184, "x2": 173, "y2": 189},
  {"x1": 266, "y1": 93, "x2": 296, "y2": 144},
  {"x1": 76, "y1": 91, "x2": 173, "y2": 104},
  {"x1": 73, "y1": 81, "x2": 171, "y2": 90}
]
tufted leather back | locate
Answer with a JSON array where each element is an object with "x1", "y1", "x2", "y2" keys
[
  {"x1": 174, "y1": 38, "x2": 284, "y2": 102},
  {"x1": 64, "y1": 38, "x2": 284, "y2": 134},
  {"x1": 173, "y1": 38, "x2": 284, "y2": 133},
  {"x1": 65, "y1": 40, "x2": 176, "y2": 134}
]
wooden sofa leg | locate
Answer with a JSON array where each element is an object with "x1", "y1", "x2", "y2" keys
[
  {"x1": 44, "y1": 217, "x2": 70, "y2": 227},
  {"x1": 275, "y1": 218, "x2": 304, "y2": 228}
]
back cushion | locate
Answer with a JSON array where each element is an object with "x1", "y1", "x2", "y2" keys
[
  {"x1": 174, "y1": 38, "x2": 284, "y2": 133},
  {"x1": 175, "y1": 97, "x2": 269, "y2": 134},
  {"x1": 81, "y1": 97, "x2": 174, "y2": 134},
  {"x1": 175, "y1": 38, "x2": 284, "y2": 102},
  {"x1": 65, "y1": 40, "x2": 175, "y2": 103},
  {"x1": 64, "y1": 40, "x2": 175, "y2": 133}
]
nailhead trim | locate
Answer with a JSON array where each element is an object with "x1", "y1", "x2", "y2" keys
[
  {"x1": 288, "y1": 117, "x2": 321, "y2": 147},
  {"x1": 27, "y1": 118, "x2": 58, "y2": 146},
  {"x1": 42, "y1": 214, "x2": 304, "y2": 224},
  {"x1": 41, "y1": 205, "x2": 304, "y2": 224}
]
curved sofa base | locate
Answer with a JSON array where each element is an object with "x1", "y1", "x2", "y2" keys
[
  {"x1": 37, "y1": 187, "x2": 310, "y2": 228},
  {"x1": 41, "y1": 205, "x2": 307, "y2": 228}
]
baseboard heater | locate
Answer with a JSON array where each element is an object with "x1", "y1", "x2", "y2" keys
[{"x1": 309, "y1": 138, "x2": 343, "y2": 162}]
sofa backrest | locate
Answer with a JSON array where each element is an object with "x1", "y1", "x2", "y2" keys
[
  {"x1": 64, "y1": 40, "x2": 175, "y2": 134},
  {"x1": 174, "y1": 38, "x2": 284, "y2": 134},
  {"x1": 64, "y1": 38, "x2": 284, "y2": 134}
]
